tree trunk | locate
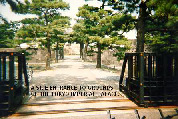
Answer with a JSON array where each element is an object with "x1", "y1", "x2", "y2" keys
[
  {"x1": 46, "y1": 32, "x2": 51, "y2": 70},
  {"x1": 55, "y1": 40, "x2": 59, "y2": 63},
  {"x1": 80, "y1": 42, "x2": 84, "y2": 59},
  {"x1": 59, "y1": 47, "x2": 64, "y2": 59},
  {"x1": 83, "y1": 42, "x2": 88, "y2": 61},
  {"x1": 44, "y1": 12, "x2": 51, "y2": 70},
  {"x1": 96, "y1": 43, "x2": 101, "y2": 68},
  {"x1": 136, "y1": 1, "x2": 146, "y2": 52},
  {"x1": 95, "y1": 0, "x2": 104, "y2": 68},
  {"x1": 62, "y1": 46, "x2": 64, "y2": 59}
]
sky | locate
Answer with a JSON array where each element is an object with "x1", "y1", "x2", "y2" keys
[{"x1": 0, "y1": 0, "x2": 136, "y2": 39}]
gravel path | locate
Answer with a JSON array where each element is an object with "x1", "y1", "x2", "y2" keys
[
  {"x1": 29, "y1": 55, "x2": 123, "y2": 102},
  {"x1": 6, "y1": 55, "x2": 178, "y2": 119}
]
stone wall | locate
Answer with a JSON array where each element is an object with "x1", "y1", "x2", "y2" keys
[
  {"x1": 26, "y1": 49, "x2": 55, "y2": 63},
  {"x1": 0, "y1": 48, "x2": 55, "y2": 63},
  {"x1": 63, "y1": 44, "x2": 122, "y2": 67},
  {"x1": 86, "y1": 50, "x2": 120, "y2": 67},
  {"x1": 64, "y1": 43, "x2": 80, "y2": 55},
  {"x1": 0, "y1": 48, "x2": 18, "y2": 52},
  {"x1": 0, "y1": 45, "x2": 122, "y2": 66}
]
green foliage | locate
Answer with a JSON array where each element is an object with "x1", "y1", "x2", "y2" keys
[
  {"x1": 83, "y1": 0, "x2": 178, "y2": 54},
  {"x1": 76, "y1": 4, "x2": 134, "y2": 44},
  {"x1": 0, "y1": 21, "x2": 16, "y2": 48},
  {"x1": 15, "y1": 0, "x2": 70, "y2": 49},
  {"x1": 113, "y1": 51, "x2": 125, "y2": 61},
  {"x1": 112, "y1": 14, "x2": 135, "y2": 33},
  {"x1": 16, "y1": 19, "x2": 44, "y2": 46},
  {"x1": 72, "y1": 21, "x2": 89, "y2": 43},
  {"x1": 112, "y1": 36, "x2": 131, "y2": 60},
  {"x1": 18, "y1": 49, "x2": 33, "y2": 60},
  {"x1": 74, "y1": 2, "x2": 135, "y2": 66},
  {"x1": 145, "y1": 0, "x2": 178, "y2": 53},
  {"x1": 107, "y1": 0, "x2": 178, "y2": 53},
  {"x1": 0, "y1": 0, "x2": 22, "y2": 12},
  {"x1": 87, "y1": 49, "x2": 95, "y2": 56}
]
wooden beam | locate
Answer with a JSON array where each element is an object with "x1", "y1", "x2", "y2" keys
[
  {"x1": 9, "y1": 53, "x2": 15, "y2": 109},
  {"x1": 139, "y1": 52, "x2": 144, "y2": 104},
  {"x1": 3, "y1": 56, "x2": 6, "y2": 80},
  {"x1": 119, "y1": 55, "x2": 128, "y2": 91},
  {"x1": 22, "y1": 55, "x2": 29, "y2": 95},
  {"x1": 0, "y1": 56, "x2": 1, "y2": 81}
]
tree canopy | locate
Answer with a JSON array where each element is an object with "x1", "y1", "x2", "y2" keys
[
  {"x1": 74, "y1": 2, "x2": 134, "y2": 67},
  {"x1": 0, "y1": 21, "x2": 15, "y2": 47},
  {"x1": 145, "y1": 0, "x2": 178, "y2": 53},
  {"x1": 15, "y1": 0, "x2": 70, "y2": 69},
  {"x1": 0, "y1": 0, "x2": 177, "y2": 68}
]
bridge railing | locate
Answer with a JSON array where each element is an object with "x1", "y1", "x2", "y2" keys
[
  {"x1": 0, "y1": 52, "x2": 29, "y2": 115},
  {"x1": 119, "y1": 52, "x2": 178, "y2": 106}
]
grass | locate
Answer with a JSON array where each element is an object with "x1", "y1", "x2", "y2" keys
[
  {"x1": 101, "y1": 65, "x2": 121, "y2": 73},
  {"x1": 29, "y1": 64, "x2": 46, "y2": 71}
]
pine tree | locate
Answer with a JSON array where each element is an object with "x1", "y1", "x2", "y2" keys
[
  {"x1": 145, "y1": 0, "x2": 178, "y2": 53},
  {"x1": 0, "y1": 0, "x2": 20, "y2": 12},
  {"x1": 0, "y1": 21, "x2": 17, "y2": 48},
  {"x1": 76, "y1": 3, "x2": 134, "y2": 68},
  {"x1": 17, "y1": 0, "x2": 70, "y2": 69},
  {"x1": 72, "y1": 22, "x2": 86, "y2": 60},
  {"x1": 108, "y1": 0, "x2": 178, "y2": 53}
]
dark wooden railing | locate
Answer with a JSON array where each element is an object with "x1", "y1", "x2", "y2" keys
[
  {"x1": 0, "y1": 52, "x2": 29, "y2": 116},
  {"x1": 119, "y1": 52, "x2": 178, "y2": 107}
]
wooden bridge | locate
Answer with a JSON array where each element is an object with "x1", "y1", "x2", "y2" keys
[
  {"x1": 0, "y1": 52, "x2": 178, "y2": 118},
  {"x1": 0, "y1": 52, "x2": 29, "y2": 116},
  {"x1": 119, "y1": 52, "x2": 178, "y2": 107}
]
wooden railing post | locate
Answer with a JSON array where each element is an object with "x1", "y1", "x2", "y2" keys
[
  {"x1": 18, "y1": 56, "x2": 23, "y2": 84},
  {"x1": 128, "y1": 55, "x2": 133, "y2": 94},
  {"x1": 0, "y1": 56, "x2": 1, "y2": 81},
  {"x1": 3, "y1": 56, "x2": 6, "y2": 80},
  {"x1": 18, "y1": 55, "x2": 23, "y2": 99},
  {"x1": 139, "y1": 52, "x2": 144, "y2": 105},
  {"x1": 163, "y1": 55, "x2": 167, "y2": 102},
  {"x1": 175, "y1": 54, "x2": 178, "y2": 81},
  {"x1": 9, "y1": 53, "x2": 15, "y2": 109},
  {"x1": 22, "y1": 55, "x2": 29, "y2": 95},
  {"x1": 119, "y1": 52, "x2": 177, "y2": 106},
  {"x1": 174, "y1": 54, "x2": 178, "y2": 101},
  {"x1": 148, "y1": 55, "x2": 152, "y2": 79},
  {"x1": 148, "y1": 54, "x2": 153, "y2": 102},
  {"x1": 119, "y1": 55, "x2": 128, "y2": 91}
]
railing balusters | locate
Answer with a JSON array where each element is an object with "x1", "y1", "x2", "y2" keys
[
  {"x1": 0, "y1": 52, "x2": 29, "y2": 114},
  {"x1": 139, "y1": 52, "x2": 144, "y2": 105},
  {"x1": 0, "y1": 56, "x2": 1, "y2": 81},
  {"x1": 128, "y1": 55, "x2": 133, "y2": 95},
  {"x1": 175, "y1": 54, "x2": 178, "y2": 81},
  {"x1": 22, "y1": 55, "x2": 29, "y2": 95},
  {"x1": 3, "y1": 56, "x2": 6, "y2": 80},
  {"x1": 18, "y1": 56, "x2": 23, "y2": 84},
  {"x1": 119, "y1": 55, "x2": 128, "y2": 91},
  {"x1": 163, "y1": 55, "x2": 167, "y2": 102},
  {"x1": 119, "y1": 53, "x2": 177, "y2": 106},
  {"x1": 148, "y1": 55, "x2": 152, "y2": 102},
  {"x1": 9, "y1": 53, "x2": 15, "y2": 109}
]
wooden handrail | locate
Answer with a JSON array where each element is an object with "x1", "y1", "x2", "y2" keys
[
  {"x1": 0, "y1": 52, "x2": 29, "y2": 111},
  {"x1": 119, "y1": 55, "x2": 128, "y2": 91},
  {"x1": 119, "y1": 52, "x2": 178, "y2": 107}
]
